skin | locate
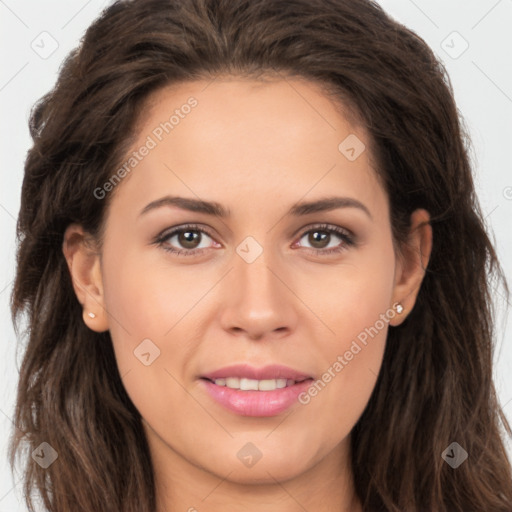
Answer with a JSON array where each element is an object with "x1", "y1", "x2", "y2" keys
[{"x1": 63, "y1": 76, "x2": 432, "y2": 512}]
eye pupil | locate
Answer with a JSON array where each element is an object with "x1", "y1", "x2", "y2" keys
[
  {"x1": 309, "y1": 230, "x2": 329, "y2": 248},
  {"x1": 179, "y1": 230, "x2": 200, "y2": 248}
]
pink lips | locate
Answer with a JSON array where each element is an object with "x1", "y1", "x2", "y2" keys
[{"x1": 200, "y1": 364, "x2": 314, "y2": 417}]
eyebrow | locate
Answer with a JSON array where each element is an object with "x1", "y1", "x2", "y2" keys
[{"x1": 139, "y1": 195, "x2": 372, "y2": 219}]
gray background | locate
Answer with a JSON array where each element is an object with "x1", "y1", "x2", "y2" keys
[{"x1": 1, "y1": 0, "x2": 511, "y2": 509}]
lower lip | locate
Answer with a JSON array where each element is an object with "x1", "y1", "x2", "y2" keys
[{"x1": 200, "y1": 378, "x2": 314, "y2": 417}]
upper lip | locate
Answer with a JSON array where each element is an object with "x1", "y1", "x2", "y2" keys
[{"x1": 201, "y1": 364, "x2": 313, "y2": 381}]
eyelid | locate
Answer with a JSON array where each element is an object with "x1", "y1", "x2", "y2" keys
[
  {"x1": 156, "y1": 223, "x2": 215, "y2": 238},
  {"x1": 295, "y1": 223, "x2": 353, "y2": 240}
]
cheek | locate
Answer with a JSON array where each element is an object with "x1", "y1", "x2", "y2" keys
[
  {"x1": 318, "y1": 239, "x2": 396, "y2": 343},
  {"x1": 101, "y1": 242, "x2": 204, "y2": 340},
  {"x1": 302, "y1": 240, "x2": 395, "y2": 422},
  {"x1": 99, "y1": 243, "x2": 206, "y2": 410},
  {"x1": 99, "y1": 246, "x2": 168, "y2": 381}
]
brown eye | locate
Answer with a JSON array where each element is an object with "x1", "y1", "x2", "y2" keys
[
  {"x1": 295, "y1": 224, "x2": 355, "y2": 255},
  {"x1": 305, "y1": 230, "x2": 331, "y2": 249},
  {"x1": 156, "y1": 224, "x2": 217, "y2": 256},
  {"x1": 176, "y1": 230, "x2": 202, "y2": 249}
]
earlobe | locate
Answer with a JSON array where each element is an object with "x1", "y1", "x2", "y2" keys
[
  {"x1": 389, "y1": 209, "x2": 432, "y2": 326},
  {"x1": 62, "y1": 223, "x2": 110, "y2": 332}
]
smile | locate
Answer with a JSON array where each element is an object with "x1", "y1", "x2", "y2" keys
[{"x1": 200, "y1": 376, "x2": 314, "y2": 417}]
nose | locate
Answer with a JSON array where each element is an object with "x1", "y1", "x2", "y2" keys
[{"x1": 218, "y1": 244, "x2": 299, "y2": 341}]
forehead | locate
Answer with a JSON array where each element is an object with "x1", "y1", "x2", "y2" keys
[{"x1": 106, "y1": 77, "x2": 387, "y2": 223}]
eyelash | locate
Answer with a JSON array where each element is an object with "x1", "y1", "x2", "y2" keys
[{"x1": 154, "y1": 223, "x2": 355, "y2": 258}]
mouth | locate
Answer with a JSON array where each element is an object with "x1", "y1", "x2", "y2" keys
[
  {"x1": 199, "y1": 363, "x2": 315, "y2": 416},
  {"x1": 199, "y1": 369, "x2": 314, "y2": 417}
]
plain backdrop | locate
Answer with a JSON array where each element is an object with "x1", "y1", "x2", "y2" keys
[{"x1": 1, "y1": 1, "x2": 511, "y2": 510}]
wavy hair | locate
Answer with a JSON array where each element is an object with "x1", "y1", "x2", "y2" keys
[{"x1": 10, "y1": 0, "x2": 512, "y2": 510}]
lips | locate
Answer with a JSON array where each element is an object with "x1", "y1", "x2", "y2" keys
[{"x1": 199, "y1": 364, "x2": 314, "y2": 416}]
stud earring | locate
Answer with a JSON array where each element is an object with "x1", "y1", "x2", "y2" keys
[
  {"x1": 396, "y1": 303, "x2": 404, "y2": 314},
  {"x1": 87, "y1": 312, "x2": 96, "y2": 319}
]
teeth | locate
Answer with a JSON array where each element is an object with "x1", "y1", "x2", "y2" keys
[
  {"x1": 240, "y1": 378, "x2": 259, "y2": 391},
  {"x1": 225, "y1": 377, "x2": 239, "y2": 388},
  {"x1": 213, "y1": 377, "x2": 300, "y2": 391}
]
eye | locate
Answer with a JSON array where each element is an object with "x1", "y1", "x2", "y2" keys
[
  {"x1": 294, "y1": 223, "x2": 355, "y2": 255},
  {"x1": 155, "y1": 224, "x2": 218, "y2": 257}
]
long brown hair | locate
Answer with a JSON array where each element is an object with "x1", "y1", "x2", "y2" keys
[{"x1": 10, "y1": 0, "x2": 512, "y2": 510}]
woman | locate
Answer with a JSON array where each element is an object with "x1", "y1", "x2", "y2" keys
[{"x1": 9, "y1": 0, "x2": 512, "y2": 510}]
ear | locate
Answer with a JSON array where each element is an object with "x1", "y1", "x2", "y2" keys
[
  {"x1": 389, "y1": 209, "x2": 432, "y2": 326},
  {"x1": 62, "y1": 223, "x2": 109, "y2": 332}
]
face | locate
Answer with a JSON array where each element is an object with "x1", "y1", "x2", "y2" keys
[{"x1": 68, "y1": 76, "x2": 424, "y2": 488}]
